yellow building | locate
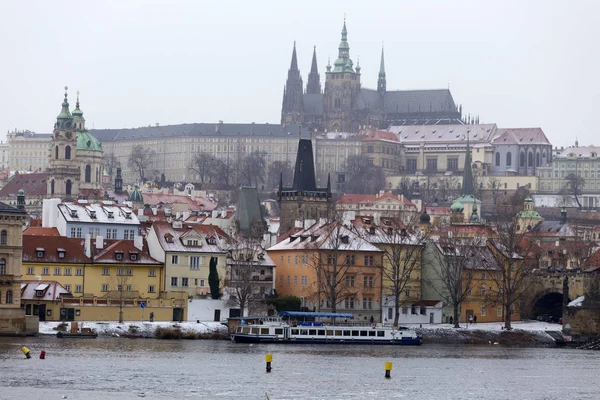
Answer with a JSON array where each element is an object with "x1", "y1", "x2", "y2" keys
[
  {"x1": 22, "y1": 228, "x2": 186, "y2": 321},
  {"x1": 267, "y1": 220, "x2": 384, "y2": 322},
  {"x1": 0, "y1": 201, "x2": 35, "y2": 335}
]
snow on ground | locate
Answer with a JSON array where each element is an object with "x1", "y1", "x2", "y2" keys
[
  {"x1": 568, "y1": 295, "x2": 585, "y2": 307},
  {"x1": 38, "y1": 321, "x2": 227, "y2": 336},
  {"x1": 402, "y1": 320, "x2": 562, "y2": 332}
]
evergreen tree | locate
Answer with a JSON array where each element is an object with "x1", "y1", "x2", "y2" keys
[{"x1": 209, "y1": 257, "x2": 220, "y2": 299}]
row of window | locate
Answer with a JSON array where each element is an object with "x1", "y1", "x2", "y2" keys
[
  {"x1": 69, "y1": 227, "x2": 136, "y2": 240},
  {"x1": 26, "y1": 267, "x2": 157, "y2": 277},
  {"x1": 170, "y1": 277, "x2": 205, "y2": 287},
  {"x1": 280, "y1": 275, "x2": 309, "y2": 287},
  {"x1": 171, "y1": 255, "x2": 203, "y2": 269}
]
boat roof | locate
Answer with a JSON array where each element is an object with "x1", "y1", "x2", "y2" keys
[{"x1": 278, "y1": 311, "x2": 355, "y2": 319}]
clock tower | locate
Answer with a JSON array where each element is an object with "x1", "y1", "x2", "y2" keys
[{"x1": 47, "y1": 87, "x2": 80, "y2": 199}]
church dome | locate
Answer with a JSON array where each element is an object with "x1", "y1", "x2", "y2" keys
[
  {"x1": 77, "y1": 131, "x2": 102, "y2": 152},
  {"x1": 450, "y1": 200, "x2": 464, "y2": 212},
  {"x1": 419, "y1": 210, "x2": 431, "y2": 224},
  {"x1": 128, "y1": 185, "x2": 144, "y2": 203}
]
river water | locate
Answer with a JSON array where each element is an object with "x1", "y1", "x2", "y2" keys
[{"x1": 0, "y1": 336, "x2": 598, "y2": 400}]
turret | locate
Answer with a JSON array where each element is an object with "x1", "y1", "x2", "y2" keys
[
  {"x1": 115, "y1": 166, "x2": 123, "y2": 193},
  {"x1": 17, "y1": 189, "x2": 25, "y2": 212},
  {"x1": 377, "y1": 46, "x2": 386, "y2": 94}
]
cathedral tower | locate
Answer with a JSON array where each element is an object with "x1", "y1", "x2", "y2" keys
[
  {"x1": 323, "y1": 18, "x2": 361, "y2": 132},
  {"x1": 306, "y1": 46, "x2": 322, "y2": 94},
  {"x1": 73, "y1": 91, "x2": 104, "y2": 197},
  {"x1": 377, "y1": 47, "x2": 386, "y2": 94},
  {"x1": 47, "y1": 87, "x2": 80, "y2": 199},
  {"x1": 281, "y1": 42, "x2": 304, "y2": 125}
]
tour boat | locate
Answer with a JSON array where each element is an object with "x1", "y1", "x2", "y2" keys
[{"x1": 230, "y1": 311, "x2": 422, "y2": 345}]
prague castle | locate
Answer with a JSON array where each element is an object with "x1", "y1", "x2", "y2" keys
[{"x1": 281, "y1": 19, "x2": 464, "y2": 133}]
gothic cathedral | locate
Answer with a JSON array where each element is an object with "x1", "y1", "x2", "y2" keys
[{"x1": 281, "y1": 19, "x2": 464, "y2": 133}]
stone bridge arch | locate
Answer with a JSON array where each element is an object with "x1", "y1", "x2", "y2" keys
[{"x1": 521, "y1": 273, "x2": 586, "y2": 320}]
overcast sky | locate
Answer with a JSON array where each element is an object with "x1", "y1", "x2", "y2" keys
[{"x1": 1, "y1": 1, "x2": 598, "y2": 147}]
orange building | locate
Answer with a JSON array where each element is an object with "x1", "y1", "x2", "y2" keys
[{"x1": 267, "y1": 220, "x2": 384, "y2": 322}]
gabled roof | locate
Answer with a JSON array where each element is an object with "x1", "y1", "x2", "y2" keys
[
  {"x1": 268, "y1": 221, "x2": 381, "y2": 252},
  {"x1": 361, "y1": 129, "x2": 399, "y2": 143},
  {"x1": 21, "y1": 281, "x2": 71, "y2": 300},
  {"x1": 93, "y1": 240, "x2": 162, "y2": 265},
  {"x1": 0, "y1": 172, "x2": 48, "y2": 198},
  {"x1": 383, "y1": 89, "x2": 458, "y2": 114},
  {"x1": 389, "y1": 124, "x2": 497, "y2": 144},
  {"x1": 58, "y1": 202, "x2": 140, "y2": 225},
  {"x1": 22, "y1": 236, "x2": 90, "y2": 263},
  {"x1": 24, "y1": 227, "x2": 60, "y2": 236},
  {"x1": 150, "y1": 221, "x2": 229, "y2": 253},
  {"x1": 492, "y1": 128, "x2": 551, "y2": 146}
]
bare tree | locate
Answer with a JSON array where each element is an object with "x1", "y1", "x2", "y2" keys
[
  {"x1": 345, "y1": 155, "x2": 385, "y2": 194},
  {"x1": 366, "y1": 218, "x2": 428, "y2": 327},
  {"x1": 438, "y1": 175, "x2": 460, "y2": 203},
  {"x1": 486, "y1": 176, "x2": 502, "y2": 206},
  {"x1": 240, "y1": 151, "x2": 267, "y2": 188},
  {"x1": 189, "y1": 151, "x2": 215, "y2": 186},
  {"x1": 128, "y1": 145, "x2": 155, "y2": 182},
  {"x1": 104, "y1": 152, "x2": 118, "y2": 180},
  {"x1": 423, "y1": 231, "x2": 483, "y2": 328},
  {"x1": 486, "y1": 202, "x2": 538, "y2": 330},
  {"x1": 267, "y1": 161, "x2": 293, "y2": 190},
  {"x1": 105, "y1": 265, "x2": 136, "y2": 324},
  {"x1": 565, "y1": 172, "x2": 585, "y2": 208}
]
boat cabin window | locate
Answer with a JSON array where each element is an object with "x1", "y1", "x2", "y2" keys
[
  {"x1": 343, "y1": 330, "x2": 351, "y2": 336},
  {"x1": 275, "y1": 328, "x2": 283, "y2": 335},
  {"x1": 352, "y1": 330, "x2": 359, "y2": 337},
  {"x1": 237, "y1": 327, "x2": 243, "y2": 333},
  {"x1": 291, "y1": 329, "x2": 299, "y2": 335},
  {"x1": 334, "y1": 330, "x2": 342, "y2": 336},
  {"x1": 327, "y1": 330, "x2": 334, "y2": 336},
  {"x1": 242, "y1": 327, "x2": 250, "y2": 334},
  {"x1": 300, "y1": 329, "x2": 308, "y2": 335},
  {"x1": 318, "y1": 330, "x2": 326, "y2": 336},
  {"x1": 251, "y1": 328, "x2": 259, "y2": 334},
  {"x1": 360, "y1": 330, "x2": 368, "y2": 336},
  {"x1": 377, "y1": 331, "x2": 385, "y2": 337},
  {"x1": 260, "y1": 328, "x2": 269, "y2": 335},
  {"x1": 368, "y1": 331, "x2": 376, "y2": 337},
  {"x1": 309, "y1": 329, "x2": 317, "y2": 336}
]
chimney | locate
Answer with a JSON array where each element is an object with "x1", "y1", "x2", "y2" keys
[
  {"x1": 182, "y1": 211, "x2": 190, "y2": 220},
  {"x1": 96, "y1": 235, "x2": 104, "y2": 250},
  {"x1": 176, "y1": 211, "x2": 181, "y2": 220},
  {"x1": 152, "y1": 207, "x2": 158, "y2": 216},
  {"x1": 84, "y1": 234, "x2": 92, "y2": 258},
  {"x1": 138, "y1": 208, "x2": 143, "y2": 216},
  {"x1": 212, "y1": 210, "x2": 218, "y2": 218},
  {"x1": 134, "y1": 235, "x2": 143, "y2": 251},
  {"x1": 221, "y1": 210, "x2": 227, "y2": 218}
]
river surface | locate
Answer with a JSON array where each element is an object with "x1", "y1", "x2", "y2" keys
[{"x1": 0, "y1": 336, "x2": 598, "y2": 400}]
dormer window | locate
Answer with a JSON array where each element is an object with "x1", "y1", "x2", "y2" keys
[
  {"x1": 115, "y1": 251, "x2": 124, "y2": 261},
  {"x1": 57, "y1": 248, "x2": 66, "y2": 259},
  {"x1": 369, "y1": 227, "x2": 375, "y2": 234},
  {"x1": 36, "y1": 290, "x2": 44, "y2": 297},
  {"x1": 70, "y1": 210, "x2": 77, "y2": 217},
  {"x1": 187, "y1": 239, "x2": 199, "y2": 246},
  {"x1": 164, "y1": 234, "x2": 174, "y2": 243},
  {"x1": 340, "y1": 235, "x2": 350, "y2": 244},
  {"x1": 207, "y1": 238, "x2": 216, "y2": 245},
  {"x1": 129, "y1": 252, "x2": 138, "y2": 261},
  {"x1": 107, "y1": 211, "x2": 114, "y2": 218},
  {"x1": 36, "y1": 248, "x2": 45, "y2": 258}
]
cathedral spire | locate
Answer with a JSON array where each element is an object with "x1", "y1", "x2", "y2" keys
[
  {"x1": 290, "y1": 41, "x2": 299, "y2": 71},
  {"x1": 462, "y1": 131, "x2": 475, "y2": 197},
  {"x1": 333, "y1": 17, "x2": 353, "y2": 72},
  {"x1": 57, "y1": 86, "x2": 72, "y2": 120},
  {"x1": 377, "y1": 45, "x2": 386, "y2": 94},
  {"x1": 306, "y1": 46, "x2": 322, "y2": 94}
]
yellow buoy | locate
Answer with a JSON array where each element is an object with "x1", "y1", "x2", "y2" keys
[
  {"x1": 266, "y1": 353, "x2": 272, "y2": 373},
  {"x1": 21, "y1": 346, "x2": 31, "y2": 359},
  {"x1": 385, "y1": 361, "x2": 392, "y2": 378}
]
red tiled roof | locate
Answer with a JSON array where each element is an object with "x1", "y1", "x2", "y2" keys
[
  {"x1": 0, "y1": 172, "x2": 48, "y2": 197},
  {"x1": 24, "y1": 227, "x2": 60, "y2": 236},
  {"x1": 93, "y1": 240, "x2": 162, "y2": 265},
  {"x1": 361, "y1": 130, "x2": 399, "y2": 143},
  {"x1": 23, "y1": 236, "x2": 90, "y2": 263}
]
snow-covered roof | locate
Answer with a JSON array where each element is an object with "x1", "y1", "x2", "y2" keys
[
  {"x1": 58, "y1": 201, "x2": 140, "y2": 226},
  {"x1": 21, "y1": 281, "x2": 71, "y2": 300}
]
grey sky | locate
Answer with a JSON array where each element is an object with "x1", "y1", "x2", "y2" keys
[{"x1": 1, "y1": 1, "x2": 597, "y2": 148}]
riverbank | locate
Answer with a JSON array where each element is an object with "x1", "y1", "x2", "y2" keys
[
  {"x1": 411, "y1": 320, "x2": 562, "y2": 346},
  {"x1": 39, "y1": 321, "x2": 228, "y2": 339}
]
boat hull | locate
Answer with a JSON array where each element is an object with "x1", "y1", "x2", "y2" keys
[
  {"x1": 56, "y1": 332, "x2": 98, "y2": 339},
  {"x1": 231, "y1": 334, "x2": 422, "y2": 345}
]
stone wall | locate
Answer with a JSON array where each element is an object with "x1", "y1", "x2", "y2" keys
[
  {"x1": 0, "y1": 308, "x2": 27, "y2": 336},
  {"x1": 563, "y1": 274, "x2": 600, "y2": 336}
]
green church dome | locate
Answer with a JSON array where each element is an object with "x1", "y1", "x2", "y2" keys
[
  {"x1": 128, "y1": 185, "x2": 144, "y2": 203},
  {"x1": 450, "y1": 200, "x2": 464, "y2": 212},
  {"x1": 77, "y1": 131, "x2": 102, "y2": 151}
]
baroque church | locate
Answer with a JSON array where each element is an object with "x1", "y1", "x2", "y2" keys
[
  {"x1": 281, "y1": 19, "x2": 464, "y2": 133},
  {"x1": 47, "y1": 88, "x2": 104, "y2": 199}
]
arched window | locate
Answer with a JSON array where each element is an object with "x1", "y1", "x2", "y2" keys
[
  {"x1": 0, "y1": 230, "x2": 7, "y2": 245},
  {"x1": 495, "y1": 152, "x2": 500, "y2": 166},
  {"x1": 50, "y1": 179, "x2": 55, "y2": 195},
  {"x1": 85, "y1": 164, "x2": 91, "y2": 183},
  {"x1": 0, "y1": 258, "x2": 5, "y2": 275},
  {"x1": 65, "y1": 146, "x2": 71, "y2": 160},
  {"x1": 520, "y1": 152, "x2": 525, "y2": 167},
  {"x1": 536, "y1": 153, "x2": 541, "y2": 167},
  {"x1": 6, "y1": 290, "x2": 13, "y2": 304},
  {"x1": 66, "y1": 180, "x2": 72, "y2": 196},
  {"x1": 528, "y1": 152, "x2": 533, "y2": 167},
  {"x1": 506, "y1": 152, "x2": 512, "y2": 166},
  {"x1": 55, "y1": 146, "x2": 59, "y2": 159}
]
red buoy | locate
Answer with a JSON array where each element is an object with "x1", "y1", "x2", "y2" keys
[{"x1": 40, "y1": 350, "x2": 46, "y2": 359}]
